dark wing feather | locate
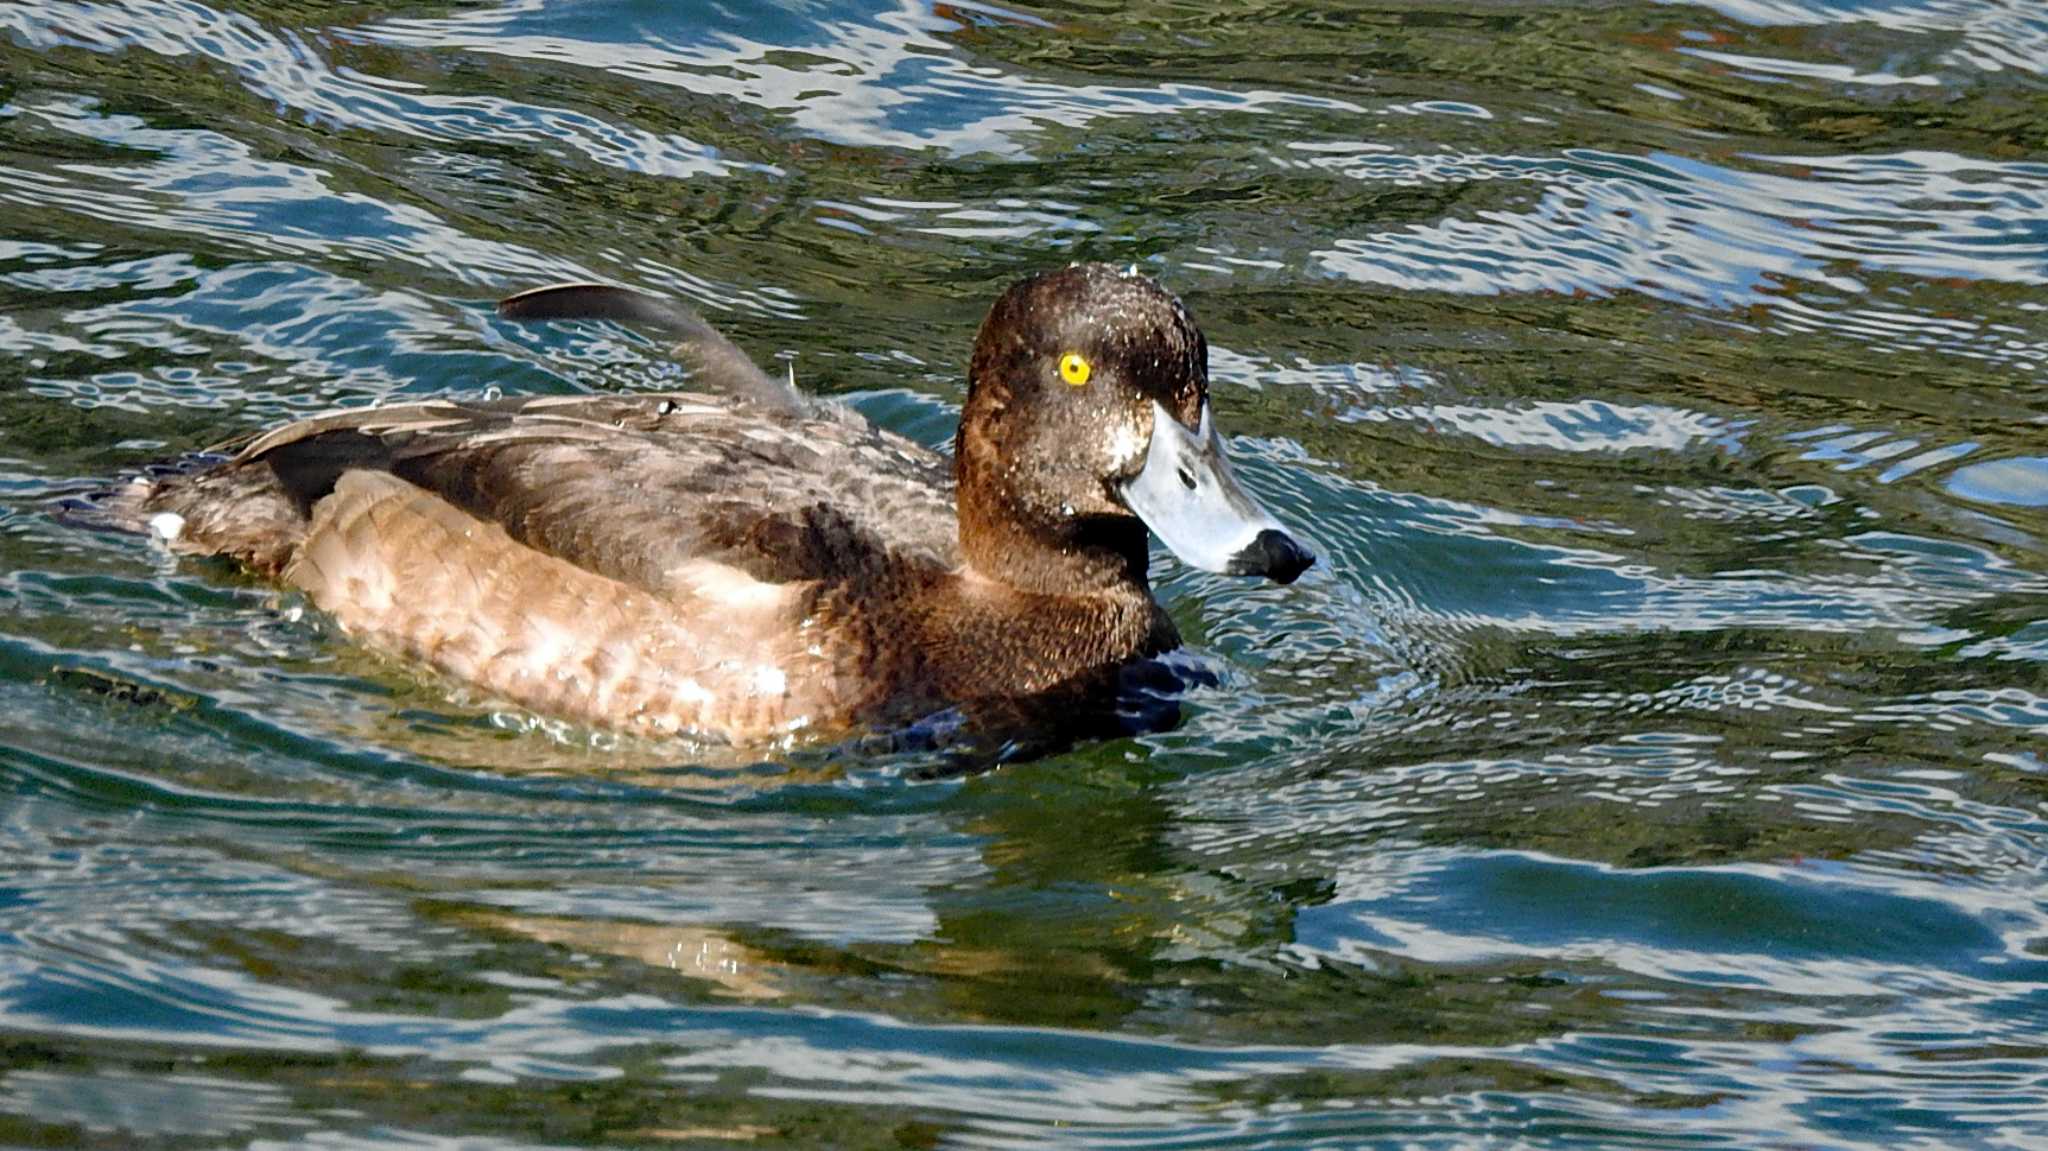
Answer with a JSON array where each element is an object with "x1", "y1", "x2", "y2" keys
[
  {"x1": 225, "y1": 394, "x2": 960, "y2": 597},
  {"x1": 497, "y1": 283, "x2": 805, "y2": 413}
]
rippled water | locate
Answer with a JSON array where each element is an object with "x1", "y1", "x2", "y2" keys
[{"x1": 2, "y1": 1, "x2": 2046, "y2": 1147}]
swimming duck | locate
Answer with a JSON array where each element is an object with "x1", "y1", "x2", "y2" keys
[{"x1": 100, "y1": 264, "x2": 1314, "y2": 744}]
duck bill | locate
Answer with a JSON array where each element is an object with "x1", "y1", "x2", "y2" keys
[{"x1": 1118, "y1": 401, "x2": 1315, "y2": 584}]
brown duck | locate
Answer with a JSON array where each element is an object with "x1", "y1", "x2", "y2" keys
[{"x1": 96, "y1": 264, "x2": 1314, "y2": 745}]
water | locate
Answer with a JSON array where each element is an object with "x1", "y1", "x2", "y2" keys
[{"x1": 2, "y1": 0, "x2": 2046, "y2": 1146}]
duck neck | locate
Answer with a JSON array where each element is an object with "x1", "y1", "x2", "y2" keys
[
  {"x1": 954, "y1": 421, "x2": 1152, "y2": 599},
  {"x1": 962, "y1": 500, "x2": 1153, "y2": 597}
]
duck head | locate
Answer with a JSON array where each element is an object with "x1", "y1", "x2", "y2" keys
[{"x1": 955, "y1": 263, "x2": 1315, "y2": 593}]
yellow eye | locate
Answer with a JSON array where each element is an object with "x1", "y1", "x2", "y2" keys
[{"x1": 1059, "y1": 352, "x2": 1091, "y2": 387}]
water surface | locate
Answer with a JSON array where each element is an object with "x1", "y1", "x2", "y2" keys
[{"x1": 2, "y1": 1, "x2": 2046, "y2": 1147}]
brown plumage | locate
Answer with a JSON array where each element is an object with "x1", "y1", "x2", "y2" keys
[{"x1": 90, "y1": 265, "x2": 1314, "y2": 746}]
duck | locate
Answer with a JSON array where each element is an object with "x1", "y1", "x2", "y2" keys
[{"x1": 94, "y1": 264, "x2": 1315, "y2": 746}]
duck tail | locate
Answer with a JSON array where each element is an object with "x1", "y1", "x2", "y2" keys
[
  {"x1": 53, "y1": 452, "x2": 231, "y2": 536},
  {"x1": 57, "y1": 451, "x2": 306, "y2": 576}
]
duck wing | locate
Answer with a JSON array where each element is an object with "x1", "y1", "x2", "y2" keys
[
  {"x1": 129, "y1": 393, "x2": 963, "y2": 739},
  {"x1": 207, "y1": 393, "x2": 961, "y2": 596},
  {"x1": 497, "y1": 283, "x2": 806, "y2": 413}
]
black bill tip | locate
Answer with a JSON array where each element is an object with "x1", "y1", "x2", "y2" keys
[{"x1": 1228, "y1": 528, "x2": 1315, "y2": 585}]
